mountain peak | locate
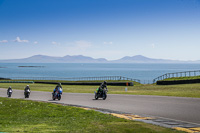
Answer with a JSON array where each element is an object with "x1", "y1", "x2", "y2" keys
[
  {"x1": 121, "y1": 55, "x2": 149, "y2": 60},
  {"x1": 134, "y1": 55, "x2": 147, "y2": 58}
]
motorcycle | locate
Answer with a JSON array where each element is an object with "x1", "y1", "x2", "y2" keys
[
  {"x1": 24, "y1": 89, "x2": 31, "y2": 98},
  {"x1": 94, "y1": 88, "x2": 107, "y2": 100},
  {"x1": 52, "y1": 90, "x2": 61, "y2": 100},
  {"x1": 7, "y1": 89, "x2": 12, "y2": 97}
]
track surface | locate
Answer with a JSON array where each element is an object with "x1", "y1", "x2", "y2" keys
[{"x1": 1, "y1": 88, "x2": 200, "y2": 125}]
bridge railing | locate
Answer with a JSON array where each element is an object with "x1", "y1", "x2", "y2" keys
[{"x1": 153, "y1": 70, "x2": 200, "y2": 83}]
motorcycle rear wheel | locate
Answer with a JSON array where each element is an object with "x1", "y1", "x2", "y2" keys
[{"x1": 103, "y1": 94, "x2": 107, "y2": 100}]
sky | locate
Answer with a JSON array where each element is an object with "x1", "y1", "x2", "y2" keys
[{"x1": 0, "y1": 0, "x2": 200, "y2": 60}]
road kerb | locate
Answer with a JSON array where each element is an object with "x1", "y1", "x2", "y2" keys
[{"x1": 79, "y1": 106, "x2": 200, "y2": 133}]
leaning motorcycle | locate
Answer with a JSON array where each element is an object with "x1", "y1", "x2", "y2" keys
[
  {"x1": 7, "y1": 90, "x2": 12, "y2": 97},
  {"x1": 94, "y1": 88, "x2": 107, "y2": 100},
  {"x1": 52, "y1": 90, "x2": 61, "y2": 100},
  {"x1": 24, "y1": 89, "x2": 31, "y2": 98}
]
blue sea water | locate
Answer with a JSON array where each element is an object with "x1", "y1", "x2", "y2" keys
[{"x1": 0, "y1": 63, "x2": 200, "y2": 83}]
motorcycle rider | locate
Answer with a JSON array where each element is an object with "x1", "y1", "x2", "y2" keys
[
  {"x1": 97, "y1": 81, "x2": 108, "y2": 94},
  {"x1": 24, "y1": 85, "x2": 30, "y2": 94},
  {"x1": 59, "y1": 83, "x2": 63, "y2": 94},
  {"x1": 7, "y1": 86, "x2": 12, "y2": 95},
  {"x1": 53, "y1": 83, "x2": 62, "y2": 95},
  {"x1": 24, "y1": 85, "x2": 30, "y2": 91}
]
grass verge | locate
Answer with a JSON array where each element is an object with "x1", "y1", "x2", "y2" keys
[
  {"x1": 1, "y1": 82, "x2": 200, "y2": 98},
  {"x1": 0, "y1": 97, "x2": 183, "y2": 133}
]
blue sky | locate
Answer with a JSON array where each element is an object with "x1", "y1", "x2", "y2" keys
[{"x1": 0, "y1": 0, "x2": 200, "y2": 60}]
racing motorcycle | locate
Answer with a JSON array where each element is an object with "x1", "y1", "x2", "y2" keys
[
  {"x1": 24, "y1": 89, "x2": 31, "y2": 98},
  {"x1": 94, "y1": 88, "x2": 107, "y2": 100},
  {"x1": 7, "y1": 89, "x2": 12, "y2": 97},
  {"x1": 52, "y1": 90, "x2": 61, "y2": 100}
]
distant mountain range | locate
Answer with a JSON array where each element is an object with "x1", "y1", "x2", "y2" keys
[{"x1": 0, "y1": 55, "x2": 199, "y2": 63}]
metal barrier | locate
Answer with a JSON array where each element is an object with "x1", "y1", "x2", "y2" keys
[{"x1": 153, "y1": 70, "x2": 200, "y2": 83}]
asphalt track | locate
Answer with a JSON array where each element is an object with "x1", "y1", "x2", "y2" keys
[{"x1": 1, "y1": 88, "x2": 200, "y2": 125}]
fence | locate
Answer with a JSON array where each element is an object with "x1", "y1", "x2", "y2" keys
[
  {"x1": 3, "y1": 76, "x2": 141, "y2": 83},
  {"x1": 153, "y1": 70, "x2": 200, "y2": 83}
]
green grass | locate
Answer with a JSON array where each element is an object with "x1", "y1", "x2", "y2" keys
[
  {"x1": 0, "y1": 97, "x2": 183, "y2": 133},
  {"x1": 1, "y1": 82, "x2": 200, "y2": 98}
]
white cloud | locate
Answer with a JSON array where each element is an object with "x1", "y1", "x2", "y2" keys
[
  {"x1": 104, "y1": 41, "x2": 113, "y2": 45},
  {"x1": 0, "y1": 40, "x2": 8, "y2": 43},
  {"x1": 34, "y1": 41, "x2": 38, "y2": 44},
  {"x1": 14, "y1": 37, "x2": 29, "y2": 43},
  {"x1": 52, "y1": 41, "x2": 60, "y2": 45}
]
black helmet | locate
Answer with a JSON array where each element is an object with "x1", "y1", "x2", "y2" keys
[{"x1": 104, "y1": 81, "x2": 107, "y2": 84}]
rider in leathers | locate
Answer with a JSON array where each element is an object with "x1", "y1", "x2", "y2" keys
[
  {"x1": 24, "y1": 85, "x2": 30, "y2": 95},
  {"x1": 97, "y1": 81, "x2": 108, "y2": 94},
  {"x1": 53, "y1": 83, "x2": 62, "y2": 95},
  {"x1": 7, "y1": 86, "x2": 12, "y2": 95}
]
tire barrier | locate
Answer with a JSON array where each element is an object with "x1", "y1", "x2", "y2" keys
[
  {"x1": 35, "y1": 81, "x2": 134, "y2": 86},
  {"x1": 157, "y1": 79, "x2": 200, "y2": 85}
]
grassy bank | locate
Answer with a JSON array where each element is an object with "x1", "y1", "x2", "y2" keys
[
  {"x1": 162, "y1": 76, "x2": 200, "y2": 81},
  {"x1": 0, "y1": 82, "x2": 200, "y2": 98},
  {"x1": 0, "y1": 97, "x2": 183, "y2": 133}
]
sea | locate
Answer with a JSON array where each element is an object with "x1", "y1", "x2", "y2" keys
[{"x1": 0, "y1": 63, "x2": 200, "y2": 84}]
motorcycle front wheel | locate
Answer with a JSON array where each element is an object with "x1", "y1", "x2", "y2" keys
[
  {"x1": 103, "y1": 94, "x2": 107, "y2": 100},
  {"x1": 52, "y1": 95, "x2": 55, "y2": 100},
  {"x1": 95, "y1": 93, "x2": 98, "y2": 100},
  {"x1": 58, "y1": 95, "x2": 61, "y2": 100}
]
